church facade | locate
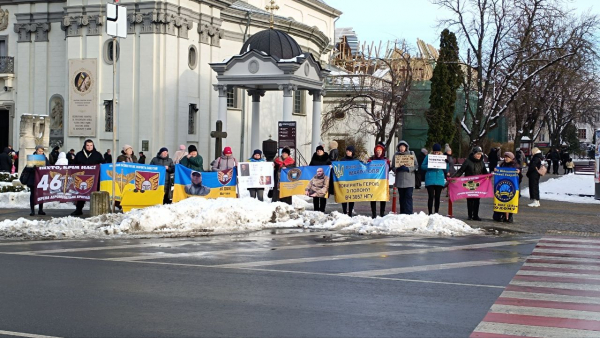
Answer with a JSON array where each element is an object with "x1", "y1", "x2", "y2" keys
[{"x1": 0, "y1": 0, "x2": 340, "y2": 163}]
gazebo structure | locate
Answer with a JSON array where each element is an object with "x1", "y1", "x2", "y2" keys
[{"x1": 210, "y1": 28, "x2": 329, "y2": 152}]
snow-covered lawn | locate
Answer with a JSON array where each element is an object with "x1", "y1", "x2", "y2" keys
[
  {"x1": 521, "y1": 174, "x2": 599, "y2": 204},
  {"x1": 0, "y1": 197, "x2": 481, "y2": 240}
]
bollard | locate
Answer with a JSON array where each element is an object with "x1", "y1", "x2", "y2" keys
[
  {"x1": 90, "y1": 191, "x2": 111, "y2": 216},
  {"x1": 391, "y1": 187, "x2": 397, "y2": 214},
  {"x1": 448, "y1": 199, "x2": 453, "y2": 218}
]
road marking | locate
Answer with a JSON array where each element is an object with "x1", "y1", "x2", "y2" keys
[
  {"x1": 527, "y1": 256, "x2": 600, "y2": 264},
  {"x1": 518, "y1": 269, "x2": 600, "y2": 280},
  {"x1": 537, "y1": 243, "x2": 600, "y2": 249},
  {"x1": 211, "y1": 240, "x2": 536, "y2": 269},
  {"x1": 510, "y1": 280, "x2": 600, "y2": 292},
  {"x1": 481, "y1": 312, "x2": 600, "y2": 331},
  {"x1": 0, "y1": 330, "x2": 61, "y2": 338},
  {"x1": 540, "y1": 238, "x2": 600, "y2": 244},
  {"x1": 533, "y1": 248, "x2": 600, "y2": 256},
  {"x1": 495, "y1": 297, "x2": 600, "y2": 313},
  {"x1": 339, "y1": 258, "x2": 523, "y2": 277},
  {"x1": 490, "y1": 304, "x2": 600, "y2": 321},
  {"x1": 0, "y1": 239, "x2": 85, "y2": 246},
  {"x1": 500, "y1": 290, "x2": 600, "y2": 304},
  {"x1": 471, "y1": 322, "x2": 600, "y2": 338},
  {"x1": 524, "y1": 262, "x2": 600, "y2": 271},
  {"x1": 107, "y1": 237, "x2": 430, "y2": 261}
]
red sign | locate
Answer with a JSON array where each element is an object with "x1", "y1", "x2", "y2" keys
[{"x1": 34, "y1": 165, "x2": 100, "y2": 204}]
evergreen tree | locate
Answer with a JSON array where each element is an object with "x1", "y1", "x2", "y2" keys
[{"x1": 426, "y1": 29, "x2": 461, "y2": 149}]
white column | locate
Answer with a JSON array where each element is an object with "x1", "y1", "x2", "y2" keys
[
  {"x1": 310, "y1": 90, "x2": 323, "y2": 150},
  {"x1": 214, "y1": 84, "x2": 228, "y2": 131},
  {"x1": 248, "y1": 89, "x2": 266, "y2": 151},
  {"x1": 280, "y1": 84, "x2": 296, "y2": 121}
]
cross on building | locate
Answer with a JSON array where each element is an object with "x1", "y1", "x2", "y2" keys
[
  {"x1": 265, "y1": 0, "x2": 279, "y2": 29},
  {"x1": 210, "y1": 120, "x2": 228, "y2": 159}
]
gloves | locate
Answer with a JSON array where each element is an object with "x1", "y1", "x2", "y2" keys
[
  {"x1": 445, "y1": 159, "x2": 449, "y2": 163},
  {"x1": 398, "y1": 165, "x2": 410, "y2": 172}
]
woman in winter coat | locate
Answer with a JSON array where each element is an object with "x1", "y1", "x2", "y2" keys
[
  {"x1": 390, "y1": 140, "x2": 418, "y2": 214},
  {"x1": 526, "y1": 147, "x2": 545, "y2": 208},
  {"x1": 247, "y1": 149, "x2": 266, "y2": 201},
  {"x1": 55, "y1": 152, "x2": 69, "y2": 165},
  {"x1": 308, "y1": 145, "x2": 331, "y2": 212},
  {"x1": 172, "y1": 145, "x2": 187, "y2": 165},
  {"x1": 273, "y1": 148, "x2": 295, "y2": 205},
  {"x1": 368, "y1": 143, "x2": 390, "y2": 218},
  {"x1": 24, "y1": 145, "x2": 50, "y2": 216},
  {"x1": 329, "y1": 141, "x2": 339, "y2": 162},
  {"x1": 116, "y1": 145, "x2": 138, "y2": 163},
  {"x1": 421, "y1": 143, "x2": 449, "y2": 215},
  {"x1": 211, "y1": 146, "x2": 237, "y2": 171},
  {"x1": 339, "y1": 146, "x2": 358, "y2": 216},
  {"x1": 179, "y1": 145, "x2": 204, "y2": 172},
  {"x1": 150, "y1": 147, "x2": 175, "y2": 204},
  {"x1": 493, "y1": 151, "x2": 522, "y2": 223},
  {"x1": 453, "y1": 146, "x2": 488, "y2": 220}
]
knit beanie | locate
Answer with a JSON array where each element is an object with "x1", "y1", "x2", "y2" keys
[
  {"x1": 253, "y1": 149, "x2": 262, "y2": 156},
  {"x1": 282, "y1": 148, "x2": 291, "y2": 155},
  {"x1": 159, "y1": 147, "x2": 168, "y2": 154},
  {"x1": 316, "y1": 145, "x2": 324, "y2": 152},
  {"x1": 346, "y1": 145, "x2": 355, "y2": 154},
  {"x1": 433, "y1": 143, "x2": 441, "y2": 152},
  {"x1": 503, "y1": 152, "x2": 515, "y2": 160},
  {"x1": 179, "y1": 144, "x2": 186, "y2": 151},
  {"x1": 472, "y1": 146, "x2": 483, "y2": 154},
  {"x1": 188, "y1": 145, "x2": 197, "y2": 153},
  {"x1": 122, "y1": 144, "x2": 132, "y2": 153}
]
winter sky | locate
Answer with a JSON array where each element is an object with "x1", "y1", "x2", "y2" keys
[{"x1": 325, "y1": 0, "x2": 600, "y2": 48}]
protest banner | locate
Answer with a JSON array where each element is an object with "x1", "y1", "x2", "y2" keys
[
  {"x1": 280, "y1": 166, "x2": 331, "y2": 199},
  {"x1": 99, "y1": 163, "x2": 166, "y2": 212},
  {"x1": 27, "y1": 155, "x2": 47, "y2": 167},
  {"x1": 493, "y1": 168, "x2": 520, "y2": 214},
  {"x1": 427, "y1": 154, "x2": 447, "y2": 169},
  {"x1": 34, "y1": 165, "x2": 100, "y2": 204},
  {"x1": 394, "y1": 154, "x2": 415, "y2": 168},
  {"x1": 237, "y1": 162, "x2": 274, "y2": 189},
  {"x1": 332, "y1": 160, "x2": 389, "y2": 203},
  {"x1": 447, "y1": 174, "x2": 494, "y2": 202},
  {"x1": 173, "y1": 164, "x2": 237, "y2": 202}
]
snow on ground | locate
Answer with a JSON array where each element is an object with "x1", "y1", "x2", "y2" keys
[
  {"x1": 521, "y1": 174, "x2": 599, "y2": 204},
  {"x1": 0, "y1": 197, "x2": 480, "y2": 240},
  {"x1": 0, "y1": 191, "x2": 89, "y2": 209}
]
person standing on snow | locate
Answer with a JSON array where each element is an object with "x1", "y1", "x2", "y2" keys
[
  {"x1": 391, "y1": 141, "x2": 418, "y2": 215},
  {"x1": 23, "y1": 145, "x2": 50, "y2": 216},
  {"x1": 273, "y1": 148, "x2": 295, "y2": 205},
  {"x1": 247, "y1": 149, "x2": 267, "y2": 201},
  {"x1": 368, "y1": 143, "x2": 389, "y2": 218},
  {"x1": 488, "y1": 147, "x2": 500, "y2": 173},
  {"x1": 493, "y1": 152, "x2": 522, "y2": 223},
  {"x1": 339, "y1": 145, "x2": 358, "y2": 216},
  {"x1": 453, "y1": 146, "x2": 488, "y2": 221},
  {"x1": 308, "y1": 145, "x2": 331, "y2": 212},
  {"x1": 211, "y1": 146, "x2": 237, "y2": 171},
  {"x1": 415, "y1": 148, "x2": 427, "y2": 189},
  {"x1": 526, "y1": 147, "x2": 545, "y2": 208},
  {"x1": 72, "y1": 139, "x2": 104, "y2": 216},
  {"x1": 421, "y1": 143, "x2": 449, "y2": 215},
  {"x1": 179, "y1": 145, "x2": 204, "y2": 172},
  {"x1": 150, "y1": 147, "x2": 175, "y2": 204}
]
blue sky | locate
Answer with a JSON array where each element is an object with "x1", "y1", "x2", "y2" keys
[{"x1": 325, "y1": 0, "x2": 600, "y2": 48}]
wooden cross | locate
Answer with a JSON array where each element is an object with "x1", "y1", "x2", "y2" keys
[
  {"x1": 210, "y1": 120, "x2": 228, "y2": 160},
  {"x1": 265, "y1": 0, "x2": 279, "y2": 29}
]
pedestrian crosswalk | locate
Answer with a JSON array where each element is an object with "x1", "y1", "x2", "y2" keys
[{"x1": 471, "y1": 236, "x2": 600, "y2": 337}]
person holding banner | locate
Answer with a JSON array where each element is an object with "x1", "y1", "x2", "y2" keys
[
  {"x1": 368, "y1": 143, "x2": 389, "y2": 218},
  {"x1": 391, "y1": 141, "x2": 418, "y2": 214},
  {"x1": 309, "y1": 145, "x2": 331, "y2": 212},
  {"x1": 116, "y1": 145, "x2": 138, "y2": 163},
  {"x1": 273, "y1": 148, "x2": 295, "y2": 205},
  {"x1": 150, "y1": 147, "x2": 175, "y2": 204},
  {"x1": 247, "y1": 149, "x2": 267, "y2": 201},
  {"x1": 453, "y1": 146, "x2": 488, "y2": 220},
  {"x1": 421, "y1": 143, "x2": 449, "y2": 215},
  {"x1": 72, "y1": 139, "x2": 104, "y2": 216},
  {"x1": 493, "y1": 151, "x2": 522, "y2": 223},
  {"x1": 179, "y1": 145, "x2": 204, "y2": 172},
  {"x1": 340, "y1": 145, "x2": 358, "y2": 216},
  {"x1": 24, "y1": 146, "x2": 49, "y2": 216}
]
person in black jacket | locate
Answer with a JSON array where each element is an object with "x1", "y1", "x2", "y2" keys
[
  {"x1": 150, "y1": 147, "x2": 175, "y2": 204},
  {"x1": 66, "y1": 149, "x2": 76, "y2": 165},
  {"x1": 49, "y1": 146, "x2": 60, "y2": 165},
  {"x1": 488, "y1": 147, "x2": 500, "y2": 173},
  {"x1": 340, "y1": 146, "x2": 357, "y2": 216},
  {"x1": 0, "y1": 147, "x2": 12, "y2": 172},
  {"x1": 72, "y1": 139, "x2": 104, "y2": 216},
  {"x1": 138, "y1": 152, "x2": 146, "y2": 164},
  {"x1": 526, "y1": 147, "x2": 545, "y2": 208},
  {"x1": 561, "y1": 149, "x2": 570, "y2": 175},
  {"x1": 308, "y1": 145, "x2": 331, "y2": 212},
  {"x1": 549, "y1": 148, "x2": 560, "y2": 175},
  {"x1": 23, "y1": 146, "x2": 50, "y2": 216},
  {"x1": 453, "y1": 146, "x2": 488, "y2": 221},
  {"x1": 104, "y1": 149, "x2": 113, "y2": 164}
]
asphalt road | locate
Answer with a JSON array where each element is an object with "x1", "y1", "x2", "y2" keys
[{"x1": 0, "y1": 231, "x2": 538, "y2": 337}]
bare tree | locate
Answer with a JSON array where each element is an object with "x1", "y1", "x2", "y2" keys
[{"x1": 433, "y1": 0, "x2": 595, "y2": 147}]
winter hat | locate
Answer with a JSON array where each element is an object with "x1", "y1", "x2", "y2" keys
[
  {"x1": 316, "y1": 145, "x2": 324, "y2": 152},
  {"x1": 35, "y1": 145, "x2": 44, "y2": 152},
  {"x1": 503, "y1": 152, "x2": 515, "y2": 160},
  {"x1": 472, "y1": 146, "x2": 483, "y2": 154},
  {"x1": 444, "y1": 144, "x2": 451, "y2": 153},
  {"x1": 532, "y1": 147, "x2": 541, "y2": 155},
  {"x1": 122, "y1": 144, "x2": 132, "y2": 153},
  {"x1": 282, "y1": 148, "x2": 291, "y2": 155},
  {"x1": 223, "y1": 146, "x2": 233, "y2": 155},
  {"x1": 432, "y1": 143, "x2": 442, "y2": 152},
  {"x1": 58, "y1": 152, "x2": 67, "y2": 160},
  {"x1": 179, "y1": 144, "x2": 186, "y2": 151},
  {"x1": 346, "y1": 145, "x2": 356, "y2": 154},
  {"x1": 159, "y1": 147, "x2": 168, "y2": 154},
  {"x1": 253, "y1": 149, "x2": 262, "y2": 156},
  {"x1": 188, "y1": 145, "x2": 197, "y2": 153}
]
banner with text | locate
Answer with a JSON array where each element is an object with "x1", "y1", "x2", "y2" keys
[
  {"x1": 427, "y1": 154, "x2": 447, "y2": 169},
  {"x1": 100, "y1": 163, "x2": 166, "y2": 211},
  {"x1": 332, "y1": 160, "x2": 389, "y2": 203},
  {"x1": 280, "y1": 166, "x2": 331, "y2": 199},
  {"x1": 237, "y1": 162, "x2": 274, "y2": 189},
  {"x1": 448, "y1": 174, "x2": 494, "y2": 202},
  {"x1": 493, "y1": 168, "x2": 520, "y2": 214},
  {"x1": 173, "y1": 164, "x2": 237, "y2": 202},
  {"x1": 34, "y1": 165, "x2": 100, "y2": 204}
]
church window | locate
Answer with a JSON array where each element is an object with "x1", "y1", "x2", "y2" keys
[
  {"x1": 104, "y1": 100, "x2": 113, "y2": 132},
  {"x1": 188, "y1": 104, "x2": 198, "y2": 134},
  {"x1": 227, "y1": 87, "x2": 239, "y2": 108},
  {"x1": 293, "y1": 90, "x2": 305, "y2": 115},
  {"x1": 103, "y1": 40, "x2": 120, "y2": 65},
  {"x1": 188, "y1": 45, "x2": 198, "y2": 70}
]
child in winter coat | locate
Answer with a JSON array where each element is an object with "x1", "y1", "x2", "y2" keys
[
  {"x1": 247, "y1": 149, "x2": 266, "y2": 201},
  {"x1": 421, "y1": 143, "x2": 449, "y2": 215},
  {"x1": 565, "y1": 158, "x2": 574, "y2": 174}
]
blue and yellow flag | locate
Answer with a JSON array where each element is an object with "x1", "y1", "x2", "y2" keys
[
  {"x1": 100, "y1": 163, "x2": 166, "y2": 211},
  {"x1": 493, "y1": 167, "x2": 520, "y2": 214},
  {"x1": 173, "y1": 164, "x2": 237, "y2": 202},
  {"x1": 280, "y1": 166, "x2": 331, "y2": 198},
  {"x1": 332, "y1": 160, "x2": 389, "y2": 203}
]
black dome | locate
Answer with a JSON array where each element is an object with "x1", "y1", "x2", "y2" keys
[{"x1": 241, "y1": 29, "x2": 303, "y2": 60}]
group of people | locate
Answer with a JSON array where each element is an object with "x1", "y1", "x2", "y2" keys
[{"x1": 545, "y1": 148, "x2": 575, "y2": 175}]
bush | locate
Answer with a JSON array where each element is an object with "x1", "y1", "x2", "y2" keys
[
  {"x1": 0, "y1": 186, "x2": 26, "y2": 193},
  {"x1": 0, "y1": 172, "x2": 18, "y2": 183}
]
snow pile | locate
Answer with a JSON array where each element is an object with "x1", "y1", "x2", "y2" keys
[
  {"x1": 521, "y1": 174, "x2": 599, "y2": 204},
  {"x1": 0, "y1": 192, "x2": 88, "y2": 210},
  {"x1": 0, "y1": 198, "x2": 481, "y2": 240}
]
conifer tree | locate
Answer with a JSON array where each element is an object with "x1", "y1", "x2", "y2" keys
[{"x1": 426, "y1": 29, "x2": 461, "y2": 148}]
